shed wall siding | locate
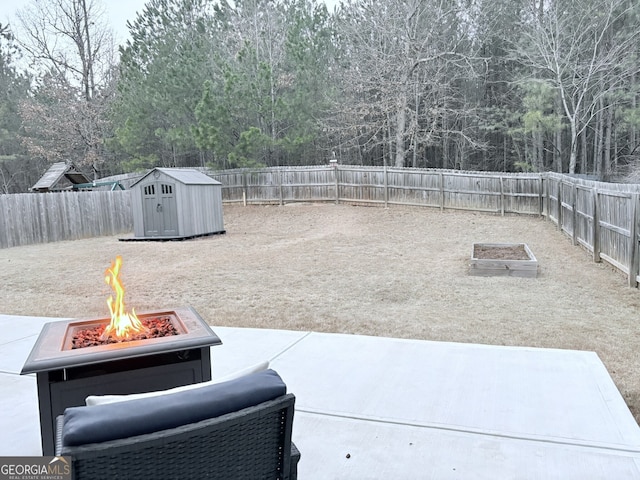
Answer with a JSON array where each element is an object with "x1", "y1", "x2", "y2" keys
[
  {"x1": 183, "y1": 184, "x2": 224, "y2": 236},
  {"x1": 131, "y1": 188, "x2": 144, "y2": 237}
]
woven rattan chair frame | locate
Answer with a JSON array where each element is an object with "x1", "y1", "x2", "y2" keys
[{"x1": 56, "y1": 393, "x2": 299, "y2": 480}]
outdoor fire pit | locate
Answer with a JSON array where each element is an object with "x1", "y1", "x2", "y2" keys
[
  {"x1": 21, "y1": 306, "x2": 221, "y2": 455},
  {"x1": 469, "y1": 242, "x2": 538, "y2": 277}
]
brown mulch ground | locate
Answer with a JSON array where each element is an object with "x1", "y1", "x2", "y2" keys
[
  {"x1": 1, "y1": 203, "x2": 639, "y2": 424},
  {"x1": 474, "y1": 244, "x2": 530, "y2": 260}
]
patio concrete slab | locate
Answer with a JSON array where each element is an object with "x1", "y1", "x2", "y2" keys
[
  {"x1": 270, "y1": 332, "x2": 640, "y2": 451},
  {"x1": 208, "y1": 326, "x2": 309, "y2": 377},
  {"x1": 294, "y1": 412, "x2": 640, "y2": 480},
  {"x1": 0, "y1": 315, "x2": 68, "y2": 374},
  {"x1": 1, "y1": 314, "x2": 639, "y2": 479},
  {"x1": 0, "y1": 373, "x2": 41, "y2": 456},
  {"x1": 0, "y1": 315, "x2": 61, "y2": 346}
]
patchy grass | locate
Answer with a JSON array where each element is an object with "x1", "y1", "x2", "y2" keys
[{"x1": 1, "y1": 203, "x2": 639, "y2": 424}]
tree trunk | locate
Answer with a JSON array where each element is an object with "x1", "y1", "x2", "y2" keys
[
  {"x1": 442, "y1": 111, "x2": 449, "y2": 168},
  {"x1": 604, "y1": 105, "x2": 612, "y2": 178},
  {"x1": 569, "y1": 136, "x2": 577, "y2": 174},
  {"x1": 80, "y1": 0, "x2": 94, "y2": 101},
  {"x1": 631, "y1": 72, "x2": 637, "y2": 151},
  {"x1": 535, "y1": 131, "x2": 543, "y2": 171},
  {"x1": 579, "y1": 123, "x2": 587, "y2": 175},
  {"x1": 594, "y1": 104, "x2": 603, "y2": 177},
  {"x1": 386, "y1": 113, "x2": 393, "y2": 167},
  {"x1": 554, "y1": 126, "x2": 562, "y2": 172},
  {"x1": 613, "y1": 129, "x2": 618, "y2": 174},
  {"x1": 503, "y1": 136, "x2": 508, "y2": 171},
  {"x1": 394, "y1": 94, "x2": 407, "y2": 168},
  {"x1": 413, "y1": 80, "x2": 419, "y2": 168},
  {"x1": 553, "y1": 93, "x2": 562, "y2": 172},
  {"x1": 568, "y1": 118, "x2": 578, "y2": 174}
]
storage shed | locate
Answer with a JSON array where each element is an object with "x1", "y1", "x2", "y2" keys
[{"x1": 129, "y1": 168, "x2": 225, "y2": 240}]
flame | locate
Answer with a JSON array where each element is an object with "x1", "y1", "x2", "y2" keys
[{"x1": 102, "y1": 255, "x2": 146, "y2": 340}]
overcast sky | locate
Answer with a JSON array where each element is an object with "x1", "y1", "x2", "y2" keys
[
  {"x1": 1, "y1": 0, "x2": 146, "y2": 44},
  {"x1": 1, "y1": 0, "x2": 340, "y2": 45}
]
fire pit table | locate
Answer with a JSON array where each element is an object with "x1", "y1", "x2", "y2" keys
[{"x1": 21, "y1": 306, "x2": 222, "y2": 455}]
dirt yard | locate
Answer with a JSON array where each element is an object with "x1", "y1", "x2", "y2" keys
[{"x1": 2, "y1": 203, "x2": 640, "y2": 424}]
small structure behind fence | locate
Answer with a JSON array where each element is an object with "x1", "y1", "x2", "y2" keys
[{"x1": 4, "y1": 165, "x2": 640, "y2": 288}]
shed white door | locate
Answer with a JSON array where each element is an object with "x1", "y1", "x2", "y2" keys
[{"x1": 142, "y1": 182, "x2": 178, "y2": 236}]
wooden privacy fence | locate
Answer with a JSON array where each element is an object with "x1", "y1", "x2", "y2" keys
[
  {"x1": 4, "y1": 165, "x2": 640, "y2": 288},
  {"x1": 543, "y1": 172, "x2": 640, "y2": 287},
  {"x1": 211, "y1": 165, "x2": 544, "y2": 215},
  {"x1": 0, "y1": 191, "x2": 132, "y2": 249}
]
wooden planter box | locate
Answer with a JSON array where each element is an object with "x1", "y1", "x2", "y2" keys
[{"x1": 469, "y1": 243, "x2": 538, "y2": 278}]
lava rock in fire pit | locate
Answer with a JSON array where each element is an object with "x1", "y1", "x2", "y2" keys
[{"x1": 71, "y1": 316, "x2": 179, "y2": 349}]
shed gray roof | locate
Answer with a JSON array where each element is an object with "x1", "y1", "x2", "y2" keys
[{"x1": 131, "y1": 168, "x2": 221, "y2": 187}]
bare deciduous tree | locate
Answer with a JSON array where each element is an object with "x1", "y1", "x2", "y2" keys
[
  {"x1": 514, "y1": 0, "x2": 640, "y2": 174},
  {"x1": 15, "y1": 0, "x2": 116, "y2": 173},
  {"x1": 330, "y1": 0, "x2": 484, "y2": 168}
]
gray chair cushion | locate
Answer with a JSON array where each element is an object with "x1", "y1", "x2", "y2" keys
[{"x1": 61, "y1": 369, "x2": 287, "y2": 447}]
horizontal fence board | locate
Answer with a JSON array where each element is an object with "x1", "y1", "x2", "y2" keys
[
  {"x1": 600, "y1": 253, "x2": 629, "y2": 274},
  {"x1": 600, "y1": 220, "x2": 630, "y2": 238}
]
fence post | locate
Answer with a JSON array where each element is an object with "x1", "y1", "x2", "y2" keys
[
  {"x1": 539, "y1": 175, "x2": 544, "y2": 217},
  {"x1": 571, "y1": 183, "x2": 578, "y2": 246},
  {"x1": 628, "y1": 193, "x2": 639, "y2": 288},
  {"x1": 499, "y1": 176, "x2": 505, "y2": 216},
  {"x1": 439, "y1": 172, "x2": 444, "y2": 212},
  {"x1": 334, "y1": 164, "x2": 339, "y2": 205},
  {"x1": 592, "y1": 188, "x2": 600, "y2": 263},
  {"x1": 278, "y1": 168, "x2": 284, "y2": 206},
  {"x1": 556, "y1": 180, "x2": 562, "y2": 231},
  {"x1": 242, "y1": 171, "x2": 248, "y2": 206},
  {"x1": 383, "y1": 165, "x2": 389, "y2": 208}
]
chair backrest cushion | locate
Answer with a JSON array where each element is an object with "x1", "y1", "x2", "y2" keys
[
  {"x1": 61, "y1": 369, "x2": 286, "y2": 447},
  {"x1": 85, "y1": 360, "x2": 270, "y2": 406}
]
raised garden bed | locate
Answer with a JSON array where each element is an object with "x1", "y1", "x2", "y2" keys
[{"x1": 469, "y1": 243, "x2": 538, "y2": 278}]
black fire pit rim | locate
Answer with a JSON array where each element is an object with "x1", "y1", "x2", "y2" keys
[{"x1": 20, "y1": 306, "x2": 222, "y2": 375}]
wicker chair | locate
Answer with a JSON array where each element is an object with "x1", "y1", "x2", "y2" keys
[{"x1": 56, "y1": 393, "x2": 300, "y2": 480}]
